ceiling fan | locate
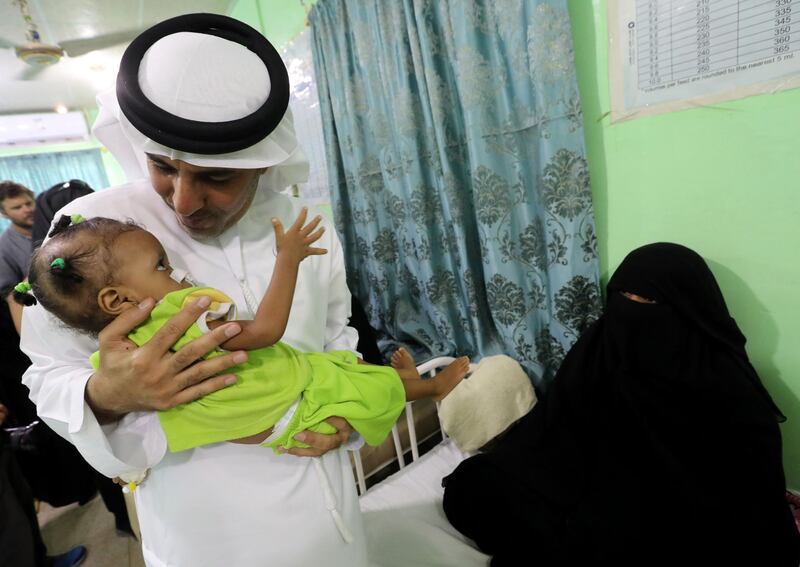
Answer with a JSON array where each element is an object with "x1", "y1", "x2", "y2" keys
[{"x1": 1, "y1": 0, "x2": 142, "y2": 80}]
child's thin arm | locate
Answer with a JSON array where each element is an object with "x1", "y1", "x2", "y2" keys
[{"x1": 210, "y1": 208, "x2": 327, "y2": 350}]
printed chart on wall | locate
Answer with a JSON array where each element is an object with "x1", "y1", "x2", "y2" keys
[{"x1": 609, "y1": 0, "x2": 800, "y2": 121}]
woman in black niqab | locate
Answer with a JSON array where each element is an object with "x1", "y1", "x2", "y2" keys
[
  {"x1": 31, "y1": 179, "x2": 94, "y2": 249},
  {"x1": 443, "y1": 243, "x2": 799, "y2": 566}
]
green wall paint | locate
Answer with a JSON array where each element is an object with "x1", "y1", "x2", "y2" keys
[
  {"x1": 229, "y1": 0, "x2": 315, "y2": 48},
  {"x1": 568, "y1": 0, "x2": 800, "y2": 487}
]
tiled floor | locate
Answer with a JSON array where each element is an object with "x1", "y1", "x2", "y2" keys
[{"x1": 39, "y1": 497, "x2": 145, "y2": 567}]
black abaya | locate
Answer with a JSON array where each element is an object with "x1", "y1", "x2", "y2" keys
[{"x1": 443, "y1": 243, "x2": 799, "y2": 566}]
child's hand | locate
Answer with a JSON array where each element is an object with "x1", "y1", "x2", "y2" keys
[{"x1": 273, "y1": 207, "x2": 328, "y2": 264}]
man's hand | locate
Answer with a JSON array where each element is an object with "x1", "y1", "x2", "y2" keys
[
  {"x1": 279, "y1": 417, "x2": 355, "y2": 457},
  {"x1": 273, "y1": 207, "x2": 328, "y2": 264},
  {"x1": 85, "y1": 296, "x2": 249, "y2": 421}
]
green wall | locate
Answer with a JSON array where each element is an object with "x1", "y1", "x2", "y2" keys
[
  {"x1": 229, "y1": 0, "x2": 315, "y2": 48},
  {"x1": 568, "y1": 0, "x2": 800, "y2": 488}
]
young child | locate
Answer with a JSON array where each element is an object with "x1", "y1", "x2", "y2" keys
[{"x1": 15, "y1": 211, "x2": 470, "y2": 457}]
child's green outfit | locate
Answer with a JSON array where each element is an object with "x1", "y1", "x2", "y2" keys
[{"x1": 90, "y1": 287, "x2": 405, "y2": 452}]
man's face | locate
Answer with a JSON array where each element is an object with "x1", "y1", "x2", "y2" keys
[
  {"x1": 146, "y1": 154, "x2": 265, "y2": 239},
  {"x1": 1, "y1": 195, "x2": 35, "y2": 229}
]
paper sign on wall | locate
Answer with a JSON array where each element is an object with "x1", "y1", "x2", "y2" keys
[{"x1": 609, "y1": 0, "x2": 800, "y2": 121}]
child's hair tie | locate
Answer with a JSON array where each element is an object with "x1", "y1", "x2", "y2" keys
[
  {"x1": 14, "y1": 281, "x2": 31, "y2": 294},
  {"x1": 12, "y1": 280, "x2": 37, "y2": 306},
  {"x1": 49, "y1": 213, "x2": 86, "y2": 239},
  {"x1": 49, "y1": 256, "x2": 82, "y2": 285}
]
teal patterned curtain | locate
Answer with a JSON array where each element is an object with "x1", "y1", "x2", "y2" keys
[
  {"x1": 311, "y1": 0, "x2": 600, "y2": 387},
  {"x1": 0, "y1": 149, "x2": 109, "y2": 231}
]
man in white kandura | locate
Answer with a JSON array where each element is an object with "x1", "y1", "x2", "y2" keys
[{"x1": 20, "y1": 14, "x2": 368, "y2": 567}]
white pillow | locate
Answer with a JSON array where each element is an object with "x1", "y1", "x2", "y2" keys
[{"x1": 439, "y1": 355, "x2": 537, "y2": 452}]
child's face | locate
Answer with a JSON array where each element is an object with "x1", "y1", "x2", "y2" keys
[{"x1": 111, "y1": 229, "x2": 188, "y2": 304}]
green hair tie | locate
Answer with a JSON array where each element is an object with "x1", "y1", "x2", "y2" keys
[
  {"x1": 50, "y1": 258, "x2": 67, "y2": 270},
  {"x1": 14, "y1": 281, "x2": 31, "y2": 294},
  {"x1": 69, "y1": 214, "x2": 85, "y2": 225}
]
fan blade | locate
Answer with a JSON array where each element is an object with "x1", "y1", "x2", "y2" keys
[
  {"x1": 15, "y1": 65, "x2": 47, "y2": 81},
  {"x1": 60, "y1": 28, "x2": 143, "y2": 57}
]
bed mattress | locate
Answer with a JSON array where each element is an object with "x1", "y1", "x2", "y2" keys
[{"x1": 360, "y1": 439, "x2": 490, "y2": 567}]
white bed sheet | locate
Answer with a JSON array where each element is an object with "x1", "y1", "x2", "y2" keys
[{"x1": 360, "y1": 439, "x2": 490, "y2": 567}]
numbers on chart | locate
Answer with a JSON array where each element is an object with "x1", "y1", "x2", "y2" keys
[{"x1": 774, "y1": 1, "x2": 794, "y2": 55}]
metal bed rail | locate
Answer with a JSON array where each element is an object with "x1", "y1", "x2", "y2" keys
[{"x1": 352, "y1": 356, "x2": 459, "y2": 495}]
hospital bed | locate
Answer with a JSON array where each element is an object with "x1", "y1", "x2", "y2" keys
[{"x1": 353, "y1": 357, "x2": 491, "y2": 567}]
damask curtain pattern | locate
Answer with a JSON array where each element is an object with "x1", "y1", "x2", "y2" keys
[{"x1": 311, "y1": 0, "x2": 600, "y2": 388}]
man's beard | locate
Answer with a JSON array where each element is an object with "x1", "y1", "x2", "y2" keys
[{"x1": 171, "y1": 175, "x2": 259, "y2": 240}]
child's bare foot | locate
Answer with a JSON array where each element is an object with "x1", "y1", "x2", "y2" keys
[
  {"x1": 432, "y1": 356, "x2": 470, "y2": 401},
  {"x1": 391, "y1": 347, "x2": 421, "y2": 381}
]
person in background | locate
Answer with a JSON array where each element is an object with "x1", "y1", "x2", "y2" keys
[
  {"x1": 0, "y1": 403, "x2": 88, "y2": 567},
  {"x1": 32, "y1": 180, "x2": 94, "y2": 250},
  {"x1": 0, "y1": 248, "x2": 101, "y2": 512},
  {"x1": 443, "y1": 243, "x2": 800, "y2": 567},
  {"x1": 0, "y1": 181, "x2": 35, "y2": 334}
]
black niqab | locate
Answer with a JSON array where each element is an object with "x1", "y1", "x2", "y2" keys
[
  {"x1": 31, "y1": 179, "x2": 94, "y2": 249},
  {"x1": 443, "y1": 243, "x2": 799, "y2": 566}
]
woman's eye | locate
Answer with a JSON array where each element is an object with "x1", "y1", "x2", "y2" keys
[
  {"x1": 156, "y1": 260, "x2": 168, "y2": 271},
  {"x1": 621, "y1": 291, "x2": 657, "y2": 304}
]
